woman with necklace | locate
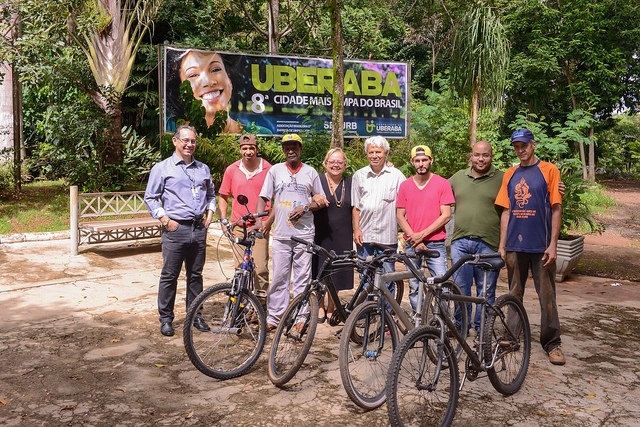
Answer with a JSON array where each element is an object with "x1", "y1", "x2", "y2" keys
[{"x1": 312, "y1": 148, "x2": 354, "y2": 323}]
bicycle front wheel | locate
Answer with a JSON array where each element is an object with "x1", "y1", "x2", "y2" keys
[
  {"x1": 183, "y1": 283, "x2": 267, "y2": 380},
  {"x1": 386, "y1": 326, "x2": 459, "y2": 427},
  {"x1": 339, "y1": 300, "x2": 399, "y2": 410},
  {"x1": 267, "y1": 292, "x2": 319, "y2": 387},
  {"x1": 484, "y1": 294, "x2": 531, "y2": 395}
]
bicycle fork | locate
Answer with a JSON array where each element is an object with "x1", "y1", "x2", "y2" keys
[{"x1": 212, "y1": 272, "x2": 248, "y2": 335}]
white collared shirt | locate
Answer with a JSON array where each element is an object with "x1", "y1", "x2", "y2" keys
[{"x1": 352, "y1": 165, "x2": 406, "y2": 245}]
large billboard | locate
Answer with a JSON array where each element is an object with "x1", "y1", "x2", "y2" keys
[{"x1": 161, "y1": 46, "x2": 409, "y2": 138}]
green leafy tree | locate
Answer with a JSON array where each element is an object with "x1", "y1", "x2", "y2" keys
[
  {"x1": 450, "y1": 3, "x2": 509, "y2": 146},
  {"x1": 70, "y1": 0, "x2": 161, "y2": 165},
  {"x1": 597, "y1": 115, "x2": 640, "y2": 177},
  {"x1": 500, "y1": 0, "x2": 640, "y2": 180}
]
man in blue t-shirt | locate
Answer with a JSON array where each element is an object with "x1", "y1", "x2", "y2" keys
[{"x1": 496, "y1": 128, "x2": 565, "y2": 366}]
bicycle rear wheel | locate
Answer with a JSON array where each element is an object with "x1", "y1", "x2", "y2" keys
[
  {"x1": 339, "y1": 300, "x2": 399, "y2": 410},
  {"x1": 425, "y1": 281, "x2": 467, "y2": 359},
  {"x1": 183, "y1": 282, "x2": 266, "y2": 380},
  {"x1": 484, "y1": 294, "x2": 531, "y2": 395},
  {"x1": 267, "y1": 292, "x2": 319, "y2": 387},
  {"x1": 386, "y1": 326, "x2": 459, "y2": 427}
]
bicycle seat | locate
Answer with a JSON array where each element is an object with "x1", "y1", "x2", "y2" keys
[{"x1": 467, "y1": 257, "x2": 505, "y2": 271}]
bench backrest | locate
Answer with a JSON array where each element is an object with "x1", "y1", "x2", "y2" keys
[{"x1": 78, "y1": 191, "x2": 148, "y2": 219}]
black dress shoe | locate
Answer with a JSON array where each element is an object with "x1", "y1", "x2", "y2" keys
[
  {"x1": 160, "y1": 322, "x2": 174, "y2": 336},
  {"x1": 193, "y1": 317, "x2": 211, "y2": 332}
]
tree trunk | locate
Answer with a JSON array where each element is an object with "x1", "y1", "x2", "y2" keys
[
  {"x1": 268, "y1": 0, "x2": 280, "y2": 54},
  {"x1": 578, "y1": 135, "x2": 587, "y2": 179},
  {"x1": 565, "y1": 65, "x2": 588, "y2": 179},
  {"x1": 104, "y1": 104, "x2": 123, "y2": 165},
  {"x1": 329, "y1": 0, "x2": 344, "y2": 148},
  {"x1": 469, "y1": 79, "x2": 479, "y2": 147},
  {"x1": 12, "y1": 59, "x2": 23, "y2": 191},
  {"x1": 11, "y1": 8, "x2": 23, "y2": 191},
  {"x1": 587, "y1": 127, "x2": 595, "y2": 181}
]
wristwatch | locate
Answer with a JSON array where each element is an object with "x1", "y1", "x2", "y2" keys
[
  {"x1": 303, "y1": 204, "x2": 310, "y2": 213},
  {"x1": 161, "y1": 217, "x2": 170, "y2": 227}
]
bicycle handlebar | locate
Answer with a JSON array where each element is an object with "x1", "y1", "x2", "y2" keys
[
  {"x1": 218, "y1": 212, "x2": 269, "y2": 246},
  {"x1": 290, "y1": 236, "x2": 359, "y2": 265}
]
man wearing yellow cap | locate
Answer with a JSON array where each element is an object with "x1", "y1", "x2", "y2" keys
[
  {"x1": 396, "y1": 145, "x2": 455, "y2": 311},
  {"x1": 256, "y1": 134, "x2": 327, "y2": 330}
]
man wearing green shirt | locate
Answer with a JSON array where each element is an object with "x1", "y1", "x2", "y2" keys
[{"x1": 449, "y1": 141, "x2": 503, "y2": 336}]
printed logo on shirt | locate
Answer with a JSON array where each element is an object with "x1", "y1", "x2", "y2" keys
[
  {"x1": 512, "y1": 177, "x2": 536, "y2": 219},
  {"x1": 514, "y1": 177, "x2": 532, "y2": 208}
]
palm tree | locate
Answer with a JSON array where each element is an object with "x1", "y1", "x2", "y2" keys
[
  {"x1": 450, "y1": 5, "x2": 509, "y2": 146},
  {"x1": 71, "y1": 0, "x2": 160, "y2": 165}
]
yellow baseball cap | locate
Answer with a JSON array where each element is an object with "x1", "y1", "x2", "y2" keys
[
  {"x1": 411, "y1": 145, "x2": 432, "y2": 159},
  {"x1": 281, "y1": 133, "x2": 302, "y2": 145}
]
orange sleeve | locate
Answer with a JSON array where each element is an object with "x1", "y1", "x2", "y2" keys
[
  {"x1": 495, "y1": 167, "x2": 516, "y2": 208},
  {"x1": 540, "y1": 162, "x2": 563, "y2": 206}
]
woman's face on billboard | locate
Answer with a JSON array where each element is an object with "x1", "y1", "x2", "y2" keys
[{"x1": 180, "y1": 51, "x2": 233, "y2": 118}]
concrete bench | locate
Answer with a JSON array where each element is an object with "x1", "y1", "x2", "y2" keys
[{"x1": 70, "y1": 185, "x2": 160, "y2": 254}]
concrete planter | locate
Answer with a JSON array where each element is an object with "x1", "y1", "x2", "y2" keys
[{"x1": 556, "y1": 235, "x2": 585, "y2": 282}]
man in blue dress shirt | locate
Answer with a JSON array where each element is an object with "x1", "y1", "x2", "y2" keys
[{"x1": 144, "y1": 125, "x2": 216, "y2": 336}]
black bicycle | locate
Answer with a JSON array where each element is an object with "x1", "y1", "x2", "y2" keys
[
  {"x1": 338, "y1": 250, "x2": 466, "y2": 410},
  {"x1": 183, "y1": 195, "x2": 269, "y2": 380},
  {"x1": 267, "y1": 237, "x2": 406, "y2": 387},
  {"x1": 386, "y1": 253, "x2": 531, "y2": 426}
]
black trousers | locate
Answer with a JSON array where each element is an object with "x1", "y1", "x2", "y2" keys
[{"x1": 158, "y1": 221, "x2": 207, "y2": 323}]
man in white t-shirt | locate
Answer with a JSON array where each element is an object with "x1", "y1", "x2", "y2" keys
[{"x1": 256, "y1": 134, "x2": 327, "y2": 329}]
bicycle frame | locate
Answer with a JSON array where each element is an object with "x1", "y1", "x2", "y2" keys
[
  {"x1": 217, "y1": 215, "x2": 265, "y2": 334},
  {"x1": 371, "y1": 269, "x2": 417, "y2": 334},
  {"x1": 421, "y1": 253, "x2": 507, "y2": 374}
]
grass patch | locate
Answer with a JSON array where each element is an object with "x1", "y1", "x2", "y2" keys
[
  {"x1": 583, "y1": 182, "x2": 616, "y2": 215},
  {"x1": 0, "y1": 180, "x2": 70, "y2": 234}
]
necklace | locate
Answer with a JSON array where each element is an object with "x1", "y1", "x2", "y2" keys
[{"x1": 326, "y1": 174, "x2": 345, "y2": 208}]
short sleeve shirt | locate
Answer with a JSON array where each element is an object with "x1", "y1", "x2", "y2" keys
[
  {"x1": 219, "y1": 159, "x2": 272, "y2": 222},
  {"x1": 351, "y1": 165, "x2": 406, "y2": 245},
  {"x1": 259, "y1": 162, "x2": 325, "y2": 240},
  {"x1": 396, "y1": 174, "x2": 455, "y2": 242},
  {"x1": 495, "y1": 160, "x2": 562, "y2": 253},
  {"x1": 449, "y1": 166, "x2": 504, "y2": 250}
]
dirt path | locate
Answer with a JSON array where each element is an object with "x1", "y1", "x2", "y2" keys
[
  {"x1": 0, "y1": 180, "x2": 638, "y2": 426},
  {"x1": 576, "y1": 179, "x2": 640, "y2": 281}
]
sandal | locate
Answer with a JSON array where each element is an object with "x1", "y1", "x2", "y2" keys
[{"x1": 318, "y1": 307, "x2": 326, "y2": 324}]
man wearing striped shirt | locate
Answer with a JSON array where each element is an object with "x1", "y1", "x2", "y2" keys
[{"x1": 352, "y1": 136, "x2": 406, "y2": 293}]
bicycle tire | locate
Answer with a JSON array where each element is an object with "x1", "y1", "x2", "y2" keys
[
  {"x1": 347, "y1": 278, "x2": 404, "y2": 342},
  {"x1": 386, "y1": 326, "x2": 459, "y2": 427},
  {"x1": 425, "y1": 280, "x2": 468, "y2": 359},
  {"x1": 267, "y1": 292, "x2": 319, "y2": 387},
  {"x1": 183, "y1": 282, "x2": 266, "y2": 380},
  {"x1": 339, "y1": 300, "x2": 399, "y2": 410},
  {"x1": 484, "y1": 294, "x2": 531, "y2": 395}
]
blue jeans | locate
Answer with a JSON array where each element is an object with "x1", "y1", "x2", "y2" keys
[
  {"x1": 450, "y1": 237, "x2": 499, "y2": 332},
  {"x1": 357, "y1": 242, "x2": 398, "y2": 298},
  {"x1": 405, "y1": 241, "x2": 447, "y2": 312},
  {"x1": 158, "y1": 221, "x2": 207, "y2": 323}
]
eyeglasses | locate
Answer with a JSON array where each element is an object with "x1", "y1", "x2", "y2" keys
[
  {"x1": 327, "y1": 160, "x2": 345, "y2": 165},
  {"x1": 471, "y1": 153, "x2": 491, "y2": 159},
  {"x1": 179, "y1": 138, "x2": 197, "y2": 145}
]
